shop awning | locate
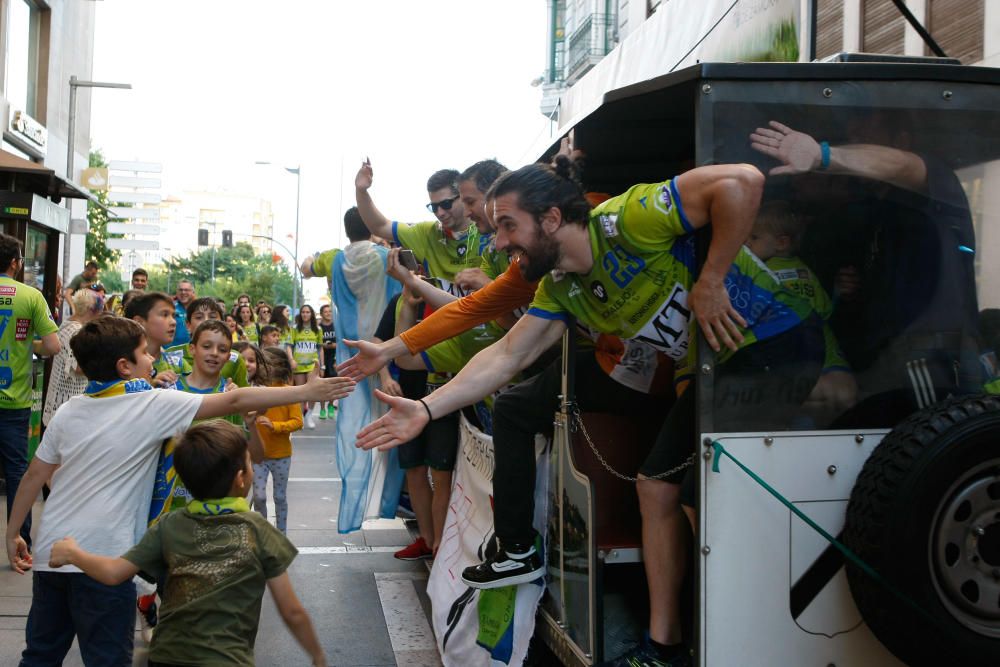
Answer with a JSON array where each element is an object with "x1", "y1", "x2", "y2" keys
[{"x1": 0, "y1": 149, "x2": 103, "y2": 206}]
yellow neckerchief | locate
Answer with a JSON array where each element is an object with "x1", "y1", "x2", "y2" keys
[
  {"x1": 186, "y1": 497, "x2": 250, "y2": 515},
  {"x1": 84, "y1": 378, "x2": 154, "y2": 397}
]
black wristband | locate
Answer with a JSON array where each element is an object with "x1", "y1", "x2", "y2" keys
[{"x1": 417, "y1": 398, "x2": 434, "y2": 421}]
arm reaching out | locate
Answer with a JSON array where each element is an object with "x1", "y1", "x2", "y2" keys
[
  {"x1": 750, "y1": 120, "x2": 927, "y2": 192},
  {"x1": 356, "y1": 314, "x2": 566, "y2": 451},
  {"x1": 354, "y1": 159, "x2": 394, "y2": 240},
  {"x1": 196, "y1": 375, "x2": 354, "y2": 420}
]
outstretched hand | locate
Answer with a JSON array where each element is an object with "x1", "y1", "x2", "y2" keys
[
  {"x1": 336, "y1": 339, "x2": 391, "y2": 381},
  {"x1": 749, "y1": 121, "x2": 821, "y2": 175},
  {"x1": 355, "y1": 159, "x2": 374, "y2": 191},
  {"x1": 689, "y1": 277, "x2": 745, "y2": 353},
  {"x1": 355, "y1": 390, "x2": 429, "y2": 451},
  {"x1": 303, "y1": 373, "x2": 355, "y2": 402}
]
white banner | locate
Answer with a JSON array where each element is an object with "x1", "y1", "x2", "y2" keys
[
  {"x1": 560, "y1": 0, "x2": 802, "y2": 128},
  {"x1": 428, "y1": 417, "x2": 550, "y2": 667}
]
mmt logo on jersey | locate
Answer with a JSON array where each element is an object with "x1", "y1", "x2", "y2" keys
[{"x1": 634, "y1": 284, "x2": 691, "y2": 359}]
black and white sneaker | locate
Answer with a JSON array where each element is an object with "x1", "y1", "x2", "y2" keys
[{"x1": 461, "y1": 547, "x2": 544, "y2": 589}]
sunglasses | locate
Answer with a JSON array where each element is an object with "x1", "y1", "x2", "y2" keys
[{"x1": 426, "y1": 195, "x2": 460, "y2": 213}]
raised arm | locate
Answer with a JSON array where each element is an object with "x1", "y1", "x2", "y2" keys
[
  {"x1": 386, "y1": 248, "x2": 457, "y2": 311},
  {"x1": 355, "y1": 313, "x2": 566, "y2": 451},
  {"x1": 750, "y1": 121, "x2": 927, "y2": 192},
  {"x1": 354, "y1": 159, "x2": 394, "y2": 240},
  {"x1": 674, "y1": 163, "x2": 765, "y2": 352}
]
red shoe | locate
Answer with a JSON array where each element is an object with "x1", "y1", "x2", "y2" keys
[{"x1": 394, "y1": 536, "x2": 433, "y2": 561}]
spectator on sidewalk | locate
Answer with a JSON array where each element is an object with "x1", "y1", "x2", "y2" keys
[
  {"x1": 63, "y1": 261, "x2": 99, "y2": 314},
  {"x1": 169, "y1": 280, "x2": 196, "y2": 347},
  {"x1": 0, "y1": 233, "x2": 60, "y2": 549}
]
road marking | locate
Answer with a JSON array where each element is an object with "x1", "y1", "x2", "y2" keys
[
  {"x1": 288, "y1": 477, "x2": 341, "y2": 482},
  {"x1": 376, "y1": 575, "x2": 441, "y2": 666},
  {"x1": 297, "y1": 546, "x2": 404, "y2": 554}
]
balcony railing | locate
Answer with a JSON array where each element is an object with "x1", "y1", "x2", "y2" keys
[{"x1": 566, "y1": 13, "x2": 613, "y2": 80}]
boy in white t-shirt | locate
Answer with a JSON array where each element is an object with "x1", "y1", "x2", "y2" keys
[{"x1": 4, "y1": 316, "x2": 354, "y2": 666}]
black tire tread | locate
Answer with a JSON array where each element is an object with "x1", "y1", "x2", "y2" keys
[{"x1": 843, "y1": 394, "x2": 1000, "y2": 666}]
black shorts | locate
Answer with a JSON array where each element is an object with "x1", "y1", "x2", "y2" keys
[
  {"x1": 639, "y1": 320, "x2": 824, "y2": 505},
  {"x1": 398, "y1": 409, "x2": 460, "y2": 471}
]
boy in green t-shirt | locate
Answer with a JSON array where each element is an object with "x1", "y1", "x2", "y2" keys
[
  {"x1": 48, "y1": 420, "x2": 327, "y2": 667},
  {"x1": 165, "y1": 297, "x2": 249, "y2": 387},
  {"x1": 746, "y1": 201, "x2": 858, "y2": 425}
]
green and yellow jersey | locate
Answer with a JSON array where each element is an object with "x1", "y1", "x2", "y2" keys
[
  {"x1": 311, "y1": 248, "x2": 341, "y2": 285},
  {"x1": 766, "y1": 255, "x2": 850, "y2": 373},
  {"x1": 527, "y1": 179, "x2": 815, "y2": 387},
  {"x1": 392, "y1": 220, "x2": 486, "y2": 297},
  {"x1": 0, "y1": 276, "x2": 58, "y2": 409},
  {"x1": 289, "y1": 327, "x2": 322, "y2": 374}
]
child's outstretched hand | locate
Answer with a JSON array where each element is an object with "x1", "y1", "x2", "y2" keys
[
  {"x1": 304, "y1": 373, "x2": 355, "y2": 402},
  {"x1": 48, "y1": 537, "x2": 79, "y2": 568},
  {"x1": 224, "y1": 379, "x2": 237, "y2": 392}
]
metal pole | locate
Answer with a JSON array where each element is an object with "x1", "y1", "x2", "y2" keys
[
  {"x1": 292, "y1": 166, "x2": 301, "y2": 311},
  {"x1": 62, "y1": 76, "x2": 78, "y2": 295}
]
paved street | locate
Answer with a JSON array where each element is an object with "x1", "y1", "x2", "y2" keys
[{"x1": 0, "y1": 415, "x2": 442, "y2": 667}]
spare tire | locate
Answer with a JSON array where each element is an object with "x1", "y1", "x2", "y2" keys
[{"x1": 843, "y1": 395, "x2": 1000, "y2": 667}]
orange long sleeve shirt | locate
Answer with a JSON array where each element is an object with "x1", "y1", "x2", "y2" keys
[
  {"x1": 255, "y1": 400, "x2": 303, "y2": 459},
  {"x1": 399, "y1": 262, "x2": 539, "y2": 354}
]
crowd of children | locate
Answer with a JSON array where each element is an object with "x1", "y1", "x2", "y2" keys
[{"x1": 3, "y1": 290, "x2": 352, "y2": 665}]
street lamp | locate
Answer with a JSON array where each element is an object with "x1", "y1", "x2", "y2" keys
[
  {"x1": 64, "y1": 75, "x2": 132, "y2": 291},
  {"x1": 255, "y1": 161, "x2": 301, "y2": 311}
]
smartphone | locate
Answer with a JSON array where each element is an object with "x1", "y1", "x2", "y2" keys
[{"x1": 399, "y1": 249, "x2": 419, "y2": 271}]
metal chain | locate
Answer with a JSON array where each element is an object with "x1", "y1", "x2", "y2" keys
[{"x1": 570, "y1": 405, "x2": 695, "y2": 482}]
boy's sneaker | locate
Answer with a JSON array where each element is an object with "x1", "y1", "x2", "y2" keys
[
  {"x1": 318, "y1": 406, "x2": 328, "y2": 420},
  {"x1": 137, "y1": 593, "x2": 158, "y2": 643},
  {"x1": 394, "y1": 536, "x2": 433, "y2": 561},
  {"x1": 598, "y1": 638, "x2": 692, "y2": 667},
  {"x1": 461, "y1": 546, "x2": 544, "y2": 589}
]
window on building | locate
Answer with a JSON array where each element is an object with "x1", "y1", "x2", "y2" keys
[
  {"x1": 861, "y1": 0, "x2": 905, "y2": 55},
  {"x1": 5, "y1": 0, "x2": 43, "y2": 118},
  {"x1": 926, "y1": 0, "x2": 984, "y2": 64},
  {"x1": 815, "y1": 0, "x2": 844, "y2": 60}
]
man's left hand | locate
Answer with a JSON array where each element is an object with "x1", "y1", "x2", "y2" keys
[{"x1": 689, "y1": 277, "x2": 745, "y2": 352}]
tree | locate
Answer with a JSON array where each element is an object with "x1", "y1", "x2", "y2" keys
[
  {"x1": 85, "y1": 149, "x2": 122, "y2": 271},
  {"x1": 159, "y1": 243, "x2": 297, "y2": 306}
]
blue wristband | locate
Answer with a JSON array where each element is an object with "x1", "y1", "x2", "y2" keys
[{"x1": 819, "y1": 141, "x2": 831, "y2": 170}]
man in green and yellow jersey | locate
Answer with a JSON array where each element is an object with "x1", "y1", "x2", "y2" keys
[
  {"x1": 354, "y1": 159, "x2": 824, "y2": 667},
  {"x1": 0, "y1": 233, "x2": 60, "y2": 547}
]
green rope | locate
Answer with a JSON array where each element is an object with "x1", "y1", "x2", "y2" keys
[{"x1": 710, "y1": 439, "x2": 942, "y2": 629}]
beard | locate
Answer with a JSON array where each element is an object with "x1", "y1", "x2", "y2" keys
[{"x1": 515, "y1": 227, "x2": 561, "y2": 282}]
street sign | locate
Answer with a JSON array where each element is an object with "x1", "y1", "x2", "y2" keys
[
  {"x1": 107, "y1": 238, "x2": 159, "y2": 251},
  {"x1": 110, "y1": 207, "x2": 160, "y2": 220},
  {"x1": 109, "y1": 175, "x2": 161, "y2": 189},
  {"x1": 81, "y1": 167, "x2": 109, "y2": 191},
  {"x1": 107, "y1": 222, "x2": 160, "y2": 235},
  {"x1": 109, "y1": 191, "x2": 161, "y2": 205},
  {"x1": 108, "y1": 160, "x2": 162, "y2": 173}
]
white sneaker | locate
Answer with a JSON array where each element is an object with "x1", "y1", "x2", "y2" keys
[{"x1": 306, "y1": 413, "x2": 316, "y2": 429}]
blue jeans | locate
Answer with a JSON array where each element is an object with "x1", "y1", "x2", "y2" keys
[
  {"x1": 0, "y1": 407, "x2": 31, "y2": 546},
  {"x1": 21, "y1": 572, "x2": 136, "y2": 666}
]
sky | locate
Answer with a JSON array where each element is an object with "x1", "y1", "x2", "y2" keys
[{"x1": 89, "y1": 1, "x2": 555, "y2": 303}]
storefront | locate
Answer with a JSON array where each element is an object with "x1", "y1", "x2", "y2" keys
[{"x1": 0, "y1": 149, "x2": 95, "y2": 453}]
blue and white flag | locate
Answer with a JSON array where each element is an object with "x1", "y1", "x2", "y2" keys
[{"x1": 331, "y1": 241, "x2": 403, "y2": 533}]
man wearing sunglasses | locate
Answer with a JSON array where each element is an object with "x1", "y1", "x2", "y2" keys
[
  {"x1": 354, "y1": 159, "x2": 486, "y2": 299},
  {"x1": 0, "y1": 233, "x2": 60, "y2": 552}
]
